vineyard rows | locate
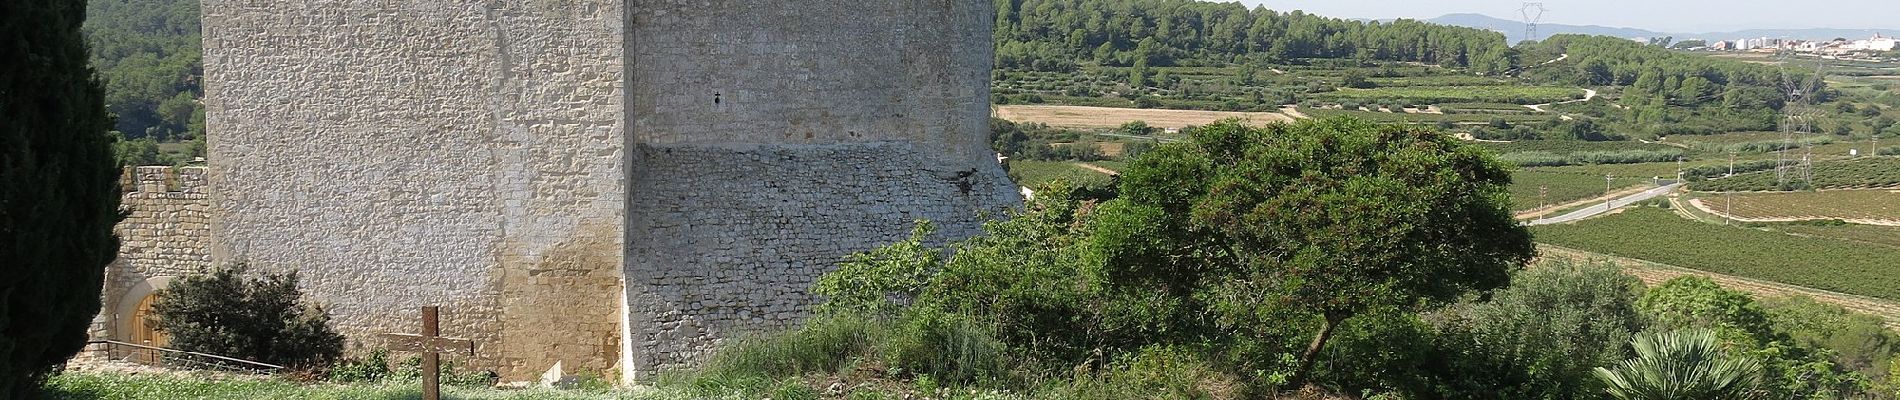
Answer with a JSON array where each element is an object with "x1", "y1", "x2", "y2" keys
[{"x1": 1532, "y1": 208, "x2": 1900, "y2": 302}]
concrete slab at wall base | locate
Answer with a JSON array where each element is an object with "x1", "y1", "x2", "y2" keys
[{"x1": 194, "y1": 0, "x2": 1014, "y2": 383}]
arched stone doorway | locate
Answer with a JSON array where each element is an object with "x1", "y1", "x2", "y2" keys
[{"x1": 114, "y1": 277, "x2": 173, "y2": 363}]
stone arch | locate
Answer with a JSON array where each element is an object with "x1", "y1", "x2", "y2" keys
[{"x1": 112, "y1": 276, "x2": 174, "y2": 346}]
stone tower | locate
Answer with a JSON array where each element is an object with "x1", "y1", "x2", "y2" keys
[{"x1": 199, "y1": 0, "x2": 1014, "y2": 381}]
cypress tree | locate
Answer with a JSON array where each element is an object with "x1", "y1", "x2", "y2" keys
[{"x1": 0, "y1": 0, "x2": 121, "y2": 395}]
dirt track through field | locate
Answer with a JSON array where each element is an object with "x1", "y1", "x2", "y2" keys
[
  {"x1": 994, "y1": 105, "x2": 1295, "y2": 129},
  {"x1": 1539, "y1": 244, "x2": 1900, "y2": 331}
]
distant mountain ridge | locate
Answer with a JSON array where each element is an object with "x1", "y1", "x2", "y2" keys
[{"x1": 1418, "y1": 13, "x2": 1898, "y2": 44}]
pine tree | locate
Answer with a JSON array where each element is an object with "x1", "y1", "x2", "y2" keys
[{"x1": 0, "y1": 0, "x2": 120, "y2": 395}]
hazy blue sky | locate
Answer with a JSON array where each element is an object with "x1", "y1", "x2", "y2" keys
[{"x1": 1237, "y1": 0, "x2": 1899, "y2": 33}]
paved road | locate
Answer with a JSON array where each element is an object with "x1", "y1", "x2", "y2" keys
[{"x1": 1528, "y1": 182, "x2": 1682, "y2": 226}]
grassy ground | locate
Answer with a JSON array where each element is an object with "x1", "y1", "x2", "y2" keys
[
  {"x1": 1532, "y1": 207, "x2": 1900, "y2": 302},
  {"x1": 40, "y1": 373, "x2": 651, "y2": 400},
  {"x1": 1007, "y1": 160, "x2": 1114, "y2": 188}
]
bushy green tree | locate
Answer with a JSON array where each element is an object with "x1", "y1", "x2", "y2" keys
[
  {"x1": 1098, "y1": 117, "x2": 1534, "y2": 385},
  {"x1": 1639, "y1": 277, "x2": 1876, "y2": 398},
  {"x1": 153, "y1": 264, "x2": 345, "y2": 369},
  {"x1": 1431, "y1": 258, "x2": 1647, "y2": 399},
  {"x1": 1594, "y1": 329, "x2": 1763, "y2": 400},
  {"x1": 0, "y1": 0, "x2": 120, "y2": 395}
]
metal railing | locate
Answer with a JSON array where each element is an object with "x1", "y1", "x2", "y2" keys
[{"x1": 86, "y1": 340, "x2": 284, "y2": 374}]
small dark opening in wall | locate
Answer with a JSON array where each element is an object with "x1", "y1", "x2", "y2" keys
[{"x1": 714, "y1": 92, "x2": 722, "y2": 105}]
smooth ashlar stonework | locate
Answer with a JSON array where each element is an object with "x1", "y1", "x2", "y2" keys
[{"x1": 178, "y1": 0, "x2": 1016, "y2": 382}]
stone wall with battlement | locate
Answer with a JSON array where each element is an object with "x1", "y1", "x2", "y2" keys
[{"x1": 87, "y1": 166, "x2": 213, "y2": 348}]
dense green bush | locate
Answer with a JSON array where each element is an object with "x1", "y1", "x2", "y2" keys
[
  {"x1": 1430, "y1": 259, "x2": 1647, "y2": 399},
  {"x1": 153, "y1": 264, "x2": 345, "y2": 370}
]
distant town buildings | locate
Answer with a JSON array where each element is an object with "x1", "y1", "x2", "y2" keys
[{"x1": 1685, "y1": 33, "x2": 1895, "y2": 59}]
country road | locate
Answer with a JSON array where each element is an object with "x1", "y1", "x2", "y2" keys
[{"x1": 1528, "y1": 182, "x2": 1682, "y2": 226}]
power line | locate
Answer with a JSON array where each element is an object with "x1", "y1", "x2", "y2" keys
[{"x1": 1519, "y1": 3, "x2": 1547, "y2": 44}]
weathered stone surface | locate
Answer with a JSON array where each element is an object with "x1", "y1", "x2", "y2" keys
[{"x1": 172, "y1": 0, "x2": 1015, "y2": 383}]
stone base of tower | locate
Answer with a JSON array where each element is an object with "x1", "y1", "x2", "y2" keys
[{"x1": 620, "y1": 142, "x2": 1020, "y2": 379}]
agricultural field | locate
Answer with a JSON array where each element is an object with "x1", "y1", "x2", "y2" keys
[
  {"x1": 1532, "y1": 208, "x2": 1900, "y2": 302},
  {"x1": 1295, "y1": 106, "x2": 1549, "y2": 123},
  {"x1": 1309, "y1": 85, "x2": 1584, "y2": 105},
  {"x1": 1006, "y1": 160, "x2": 1114, "y2": 188},
  {"x1": 993, "y1": 105, "x2": 1292, "y2": 130},
  {"x1": 1508, "y1": 170, "x2": 1649, "y2": 211},
  {"x1": 1773, "y1": 223, "x2": 1900, "y2": 248},
  {"x1": 1687, "y1": 190, "x2": 1900, "y2": 222},
  {"x1": 1438, "y1": 102, "x2": 1535, "y2": 114},
  {"x1": 1689, "y1": 157, "x2": 1900, "y2": 191}
]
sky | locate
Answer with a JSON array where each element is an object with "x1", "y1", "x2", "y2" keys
[{"x1": 1236, "y1": 0, "x2": 1900, "y2": 33}]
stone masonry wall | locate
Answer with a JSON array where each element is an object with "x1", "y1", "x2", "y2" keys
[
  {"x1": 203, "y1": 0, "x2": 626, "y2": 380},
  {"x1": 87, "y1": 166, "x2": 214, "y2": 346},
  {"x1": 622, "y1": 0, "x2": 1017, "y2": 377}
]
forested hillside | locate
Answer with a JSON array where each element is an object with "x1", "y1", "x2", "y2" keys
[
  {"x1": 993, "y1": 0, "x2": 1515, "y2": 74},
  {"x1": 85, "y1": 0, "x2": 203, "y2": 165},
  {"x1": 1518, "y1": 34, "x2": 1807, "y2": 137}
]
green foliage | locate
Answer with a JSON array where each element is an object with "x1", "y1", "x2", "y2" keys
[
  {"x1": 85, "y1": 0, "x2": 204, "y2": 141},
  {"x1": 327, "y1": 349, "x2": 497, "y2": 387},
  {"x1": 1638, "y1": 277, "x2": 1779, "y2": 347},
  {"x1": 1117, "y1": 120, "x2": 1156, "y2": 136},
  {"x1": 1049, "y1": 345, "x2": 1243, "y2": 400},
  {"x1": 1760, "y1": 296, "x2": 1900, "y2": 387},
  {"x1": 995, "y1": 0, "x2": 1512, "y2": 73},
  {"x1": 812, "y1": 222, "x2": 940, "y2": 318},
  {"x1": 0, "y1": 0, "x2": 121, "y2": 395},
  {"x1": 1103, "y1": 117, "x2": 1535, "y2": 384},
  {"x1": 153, "y1": 264, "x2": 345, "y2": 369},
  {"x1": 1593, "y1": 329, "x2": 1764, "y2": 400},
  {"x1": 1432, "y1": 259, "x2": 1647, "y2": 399}
]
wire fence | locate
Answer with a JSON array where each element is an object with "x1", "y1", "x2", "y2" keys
[{"x1": 85, "y1": 340, "x2": 284, "y2": 374}]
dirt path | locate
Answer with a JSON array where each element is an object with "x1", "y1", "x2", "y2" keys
[
  {"x1": 1539, "y1": 244, "x2": 1900, "y2": 330},
  {"x1": 1072, "y1": 162, "x2": 1119, "y2": 175},
  {"x1": 994, "y1": 105, "x2": 1294, "y2": 130},
  {"x1": 1279, "y1": 106, "x2": 1310, "y2": 119}
]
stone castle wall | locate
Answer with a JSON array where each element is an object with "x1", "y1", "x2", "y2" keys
[
  {"x1": 200, "y1": 0, "x2": 1017, "y2": 382},
  {"x1": 621, "y1": 0, "x2": 1015, "y2": 376},
  {"x1": 88, "y1": 166, "x2": 215, "y2": 346},
  {"x1": 202, "y1": 0, "x2": 628, "y2": 379}
]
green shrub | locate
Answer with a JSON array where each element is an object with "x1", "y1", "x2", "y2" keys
[
  {"x1": 697, "y1": 315, "x2": 881, "y2": 381},
  {"x1": 1052, "y1": 345, "x2": 1243, "y2": 400},
  {"x1": 152, "y1": 264, "x2": 345, "y2": 370},
  {"x1": 881, "y1": 311, "x2": 1010, "y2": 385},
  {"x1": 1594, "y1": 329, "x2": 1763, "y2": 400},
  {"x1": 1430, "y1": 258, "x2": 1646, "y2": 399}
]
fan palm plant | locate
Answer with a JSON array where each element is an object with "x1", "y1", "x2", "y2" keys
[{"x1": 1594, "y1": 329, "x2": 1763, "y2": 400}]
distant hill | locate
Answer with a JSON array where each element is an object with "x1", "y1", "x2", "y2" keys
[
  {"x1": 1421, "y1": 13, "x2": 1899, "y2": 44},
  {"x1": 1425, "y1": 13, "x2": 1664, "y2": 44}
]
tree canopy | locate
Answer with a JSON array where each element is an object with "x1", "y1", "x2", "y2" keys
[
  {"x1": 0, "y1": 0, "x2": 121, "y2": 395},
  {"x1": 994, "y1": 0, "x2": 1515, "y2": 74}
]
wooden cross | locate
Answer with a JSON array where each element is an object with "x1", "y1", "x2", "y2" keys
[{"x1": 379, "y1": 306, "x2": 473, "y2": 400}]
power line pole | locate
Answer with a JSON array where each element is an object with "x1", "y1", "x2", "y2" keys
[
  {"x1": 1519, "y1": 3, "x2": 1547, "y2": 44},
  {"x1": 1539, "y1": 185, "x2": 1548, "y2": 210},
  {"x1": 1604, "y1": 174, "x2": 1615, "y2": 212}
]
